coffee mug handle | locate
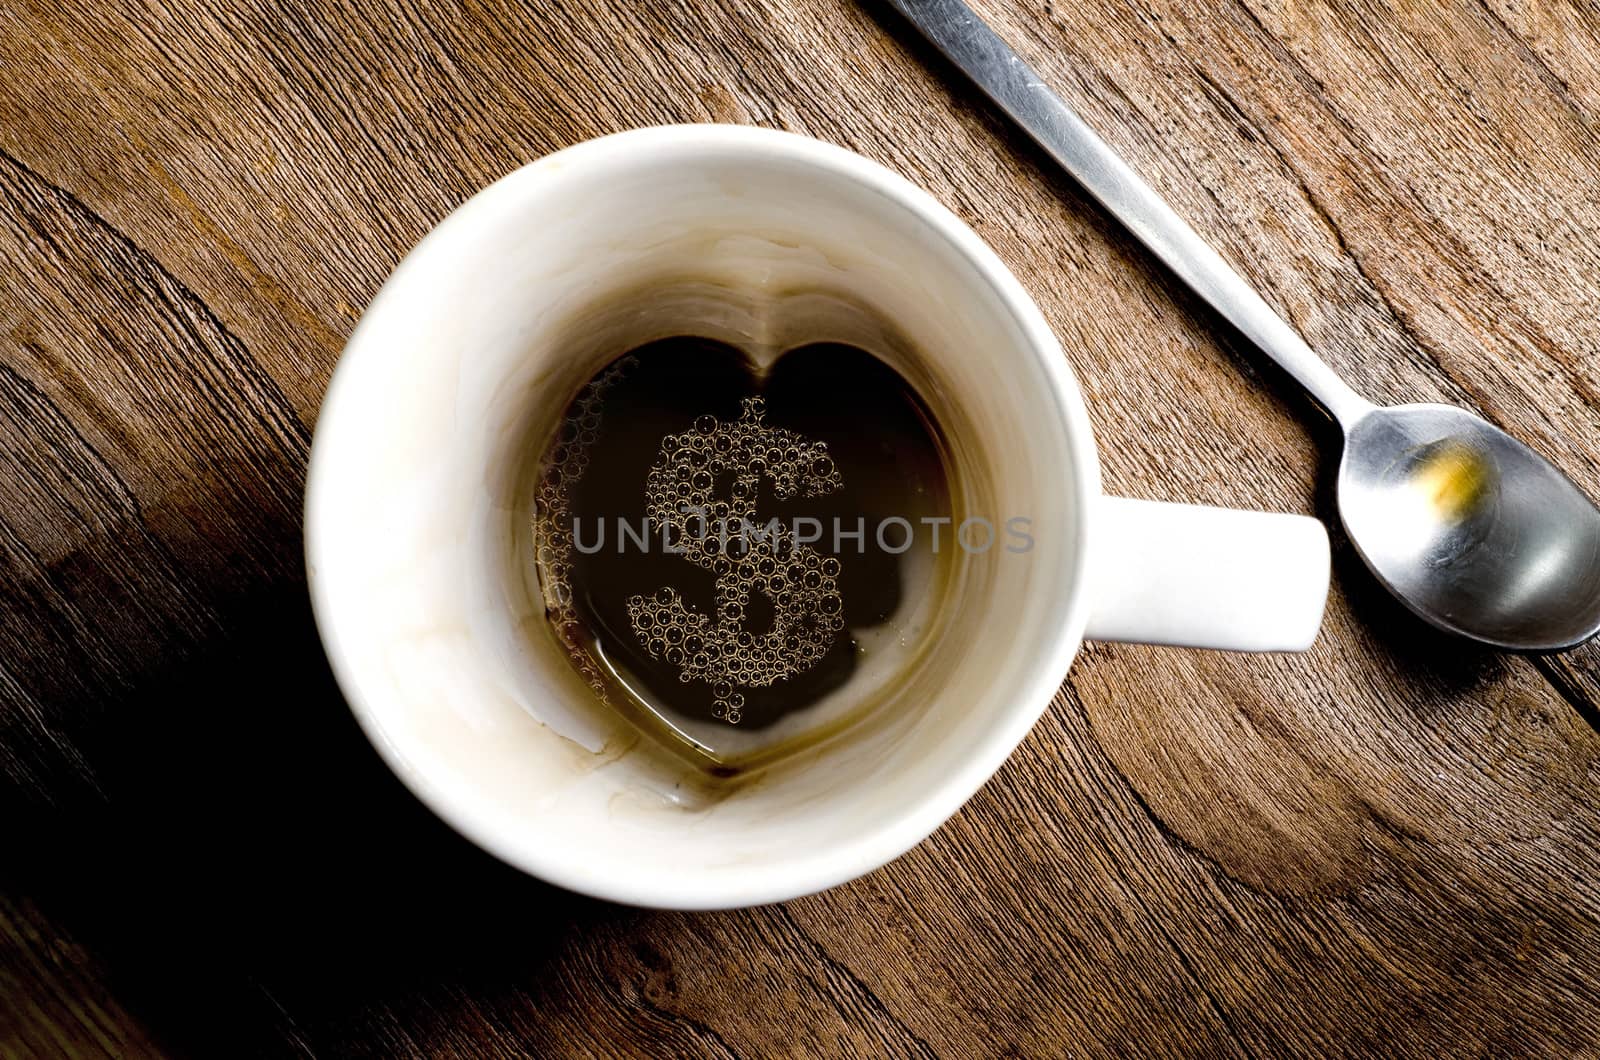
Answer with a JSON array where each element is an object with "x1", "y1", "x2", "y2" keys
[{"x1": 1083, "y1": 496, "x2": 1331, "y2": 651}]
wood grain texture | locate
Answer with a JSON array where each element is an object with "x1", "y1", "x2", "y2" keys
[{"x1": 3, "y1": 0, "x2": 1599, "y2": 1055}]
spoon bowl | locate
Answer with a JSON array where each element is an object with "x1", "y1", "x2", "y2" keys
[{"x1": 1338, "y1": 404, "x2": 1600, "y2": 650}]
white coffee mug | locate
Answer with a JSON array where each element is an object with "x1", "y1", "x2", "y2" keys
[{"x1": 305, "y1": 125, "x2": 1329, "y2": 909}]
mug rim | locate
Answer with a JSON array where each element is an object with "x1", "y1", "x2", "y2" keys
[{"x1": 305, "y1": 123, "x2": 1101, "y2": 907}]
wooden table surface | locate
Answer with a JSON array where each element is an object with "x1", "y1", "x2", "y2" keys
[{"x1": 5, "y1": 0, "x2": 1600, "y2": 1055}]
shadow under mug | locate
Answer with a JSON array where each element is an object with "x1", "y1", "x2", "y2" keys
[{"x1": 305, "y1": 125, "x2": 1329, "y2": 909}]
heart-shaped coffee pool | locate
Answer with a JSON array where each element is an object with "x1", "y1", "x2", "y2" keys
[{"x1": 532, "y1": 336, "x2": 959, "y2": 775}]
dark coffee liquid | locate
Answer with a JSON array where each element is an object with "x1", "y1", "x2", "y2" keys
[{"x1": 532, "y1": 337, "x2": 953, "y2": 765}]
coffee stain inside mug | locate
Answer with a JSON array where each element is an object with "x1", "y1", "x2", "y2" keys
[{"x1": 531, "y1": 335, "x2": 961, "y2": 779}]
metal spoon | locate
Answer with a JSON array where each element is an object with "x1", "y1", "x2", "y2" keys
[{"x1": 887, "y1": 0, "x2": 1600, "y2": 650}]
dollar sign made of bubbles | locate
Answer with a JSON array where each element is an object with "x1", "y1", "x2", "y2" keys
[{"x1": 628, "y1": 397, "x2": 845, "y2": 724}]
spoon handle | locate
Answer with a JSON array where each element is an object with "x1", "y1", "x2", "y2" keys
[{"x1": 887, "y1": 0, "x2": 1375, "y2": 428}]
